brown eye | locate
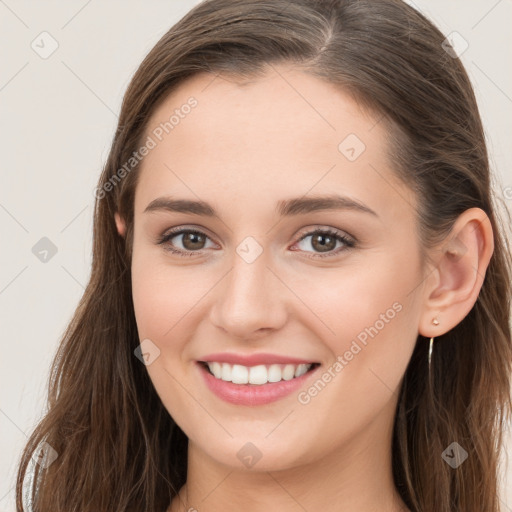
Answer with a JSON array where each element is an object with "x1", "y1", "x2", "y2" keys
[
  {"x1": 157, "y1": 228, "x2": 216, "y2": 256},
  {"x1": 294, "y1": 228, "x2": 355, "y2": 259}
]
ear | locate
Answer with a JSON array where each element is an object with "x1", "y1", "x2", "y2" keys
[
  {"x1": 114, "y1": 212, "x2": 126, "y2": 238},
  {"x1": 418, "y1": 207, "x2": 494, "y2": 338}
]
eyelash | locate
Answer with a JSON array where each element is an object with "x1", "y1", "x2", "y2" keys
[{"x1": 156, "y1": 226, "x2": 356, "y2": 259}]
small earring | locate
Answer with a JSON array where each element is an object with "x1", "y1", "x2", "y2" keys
[{"x1": 432, "y1": 317, "x2": 440, "y2": 326}]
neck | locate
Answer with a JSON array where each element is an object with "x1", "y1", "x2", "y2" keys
[{"x1": 168, "y1": 401, "x2": 410, "y2": 512}]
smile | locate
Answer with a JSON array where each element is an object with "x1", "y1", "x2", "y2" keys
[{"x1": 197, "y1": 361, "x2": 321, "y2": 406}]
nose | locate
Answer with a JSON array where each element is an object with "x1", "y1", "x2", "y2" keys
[{"x1": 209, "y1": 245, "x2": 288, "y2": 340}]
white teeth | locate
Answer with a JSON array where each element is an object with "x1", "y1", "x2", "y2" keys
[
  {"x1": 231, "y1": 364, "x2": 249, "y2": 384},
  {"x1": 282, "y1": 364, "x2": 295, "y2": 381},
  {"x1": 268, "y1": 364, "x2": 282, "y2": 383},
  {"x1": 249, "y1": 365, "x2": 268, "y2": 385},
  {"x1": 211, "y1": 361, "x2": 222, "y2": 379},
  {"x1": 294, "y1": 364, "x2": 309, "y2": 378},
  {"x1": 206, "y1": 361, "x2": 314, "y2": 385},
  {"x1": 221, "y1": 363, "x2": 232, "y2": 381}
]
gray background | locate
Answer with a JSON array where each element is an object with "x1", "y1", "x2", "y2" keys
[{"x1": 1, "y1": 1, "x2": 511, "y2": 510}]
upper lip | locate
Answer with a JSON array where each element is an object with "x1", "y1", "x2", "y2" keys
[{"x1": 198, "y1": 352, "x2": 318, "y2": 366}]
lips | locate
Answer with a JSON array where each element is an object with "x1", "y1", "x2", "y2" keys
[{"x1": 196, "y1": 353, "x2": 321, "y2": 406}]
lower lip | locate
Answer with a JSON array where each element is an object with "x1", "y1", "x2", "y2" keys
[{"x1": 197, "y1": 362, "x2": 320, "y2": 406}]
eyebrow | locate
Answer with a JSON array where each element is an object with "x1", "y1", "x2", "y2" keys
[{"x1": 143, "y1": 194, "x2": 378, "y2": 218}]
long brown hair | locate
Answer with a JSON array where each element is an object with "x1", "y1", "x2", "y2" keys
[{"x1": 16, "y1": 0, "x2": 512, "y2": 510}]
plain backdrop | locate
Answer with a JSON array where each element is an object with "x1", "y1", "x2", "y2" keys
[{"x1": 1, "y1": 1, "x2": 511, "y2": 510}]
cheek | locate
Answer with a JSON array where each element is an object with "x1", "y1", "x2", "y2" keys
[
  {"x1": 131, "y1": 248, "x2": 206, "y2": 343},
  {"x1": 290, "y1": 254, "x2": 421, "y2": 447},
  {"x1": 297, "y1": 250, "x2": 420, "y2": 352},
  {"x1": 299, "y1": 253, "x2": 421, "y2": 418},
  {"x1": 130, "y1": 252, "x2": 212, "y2": 431}
]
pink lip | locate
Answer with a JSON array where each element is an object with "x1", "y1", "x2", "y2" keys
[
  {"x1": 198, "y1": 352, "x2": 317, "y2": 366},
  {"x1": 197, "y1": 361, "x2": 320, "y2": 406}
]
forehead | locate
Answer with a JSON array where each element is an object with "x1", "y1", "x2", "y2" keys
[
  {"x1": 144, "y1": 65, "x2": 378, "y2": 156},
  {"x1": 135, "y1": 64, "x2": 414, "y2": 220}
]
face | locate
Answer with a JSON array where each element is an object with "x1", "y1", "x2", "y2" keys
[{"x1": 126, "y1": 63, "x2": 426, "y2": 471}]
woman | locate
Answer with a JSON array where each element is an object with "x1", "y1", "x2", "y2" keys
[{"x1": 16, "y1": 0, "x2": 512, "y2": 511}]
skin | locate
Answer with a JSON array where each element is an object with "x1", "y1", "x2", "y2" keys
[{"x1": 115, "y1": 63, "x2": 494, "y2": 512}]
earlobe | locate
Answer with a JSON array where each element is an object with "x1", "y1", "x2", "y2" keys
[
  {"x1": 419, "y1": 207, "x2": 494, "y2": 337},
  {"x1": 114, "y1": 212, "x2": 126, "y2": 238}
]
